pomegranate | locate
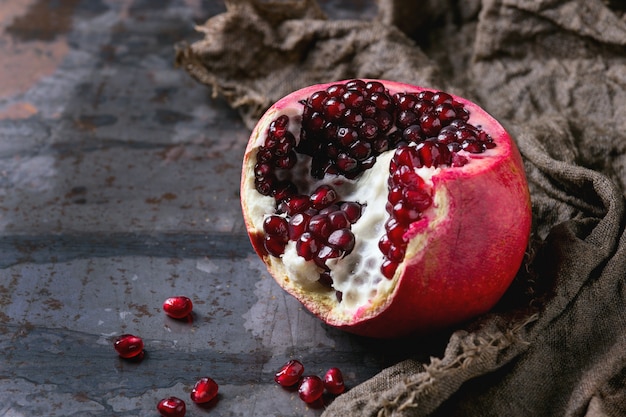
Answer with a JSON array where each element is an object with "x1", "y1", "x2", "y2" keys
[
  {"x1": 274, "y1": 359, "x2": 305, "y2": 387},
  {"x1": 323, "y1": 367, "x2": 345, "y2": 395},
  {"x1": 240, "y1": 79, "x2": 531, "y2": 338},
  {"x1": 298, "y1": 375, "x2": 325, "y2": 404},
  {"x1": 190, "y1": 377, "x2": 219, "y2": 404},
  {"x1": 113, "y1": 334, "x2": 144, "y2": 359},
  {"x1": 163, "y1": 296, "x2": 193, "y2": 319},
  {"x1": 157, "y1": 397, "x2": 186, "y2": 417}
]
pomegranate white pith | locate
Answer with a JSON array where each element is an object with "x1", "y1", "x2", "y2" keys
[{"x1": 241, "y1": 80, "x2": 531, "y2": 338}]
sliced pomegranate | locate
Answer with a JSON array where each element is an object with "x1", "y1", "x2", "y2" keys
[
  {"x1": 298, "y1": 375, "x2": 325, "y2": 404},
  {"x1": 163, "y1": 296, "x2": 193, "y2": 319},
  {"x1": 274, "y1": 359, "x2": 305, "y2": 387},
  {"x1": 157, "y1": 397, "x2": 186, "y2": 417},
  {"x1": 190, "y1": 377, "x2": 219, "y2": 404},
  {"x1": 323, "y1": 367, "x2": 345, "y2": 395},
  {"x1": 113, "y1": 334, "x2": 144, "y2": 359},
  {"x1": 241, "y1": 79, "x2": 532, "y2": 337}
]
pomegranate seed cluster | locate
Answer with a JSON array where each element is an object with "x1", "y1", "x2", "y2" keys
[
  {"x1": 253, "y1": 80, "x2": 496, "y2": 287},
  {"x1": 274, "y1": 359, "x2": 346, "y2": 405},
  {"x1": 113, "y1": 297, "x2": 220, "y2": 417}
]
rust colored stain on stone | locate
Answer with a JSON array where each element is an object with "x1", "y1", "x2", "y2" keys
[
  {"x1": 5, "y1": 0, "x2": 80, "y2": 41},
  {"x1": 0, "y1": 0, "x2": 78, "y2": 98}
]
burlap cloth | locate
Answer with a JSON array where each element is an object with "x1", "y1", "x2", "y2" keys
[{"x1": 175, "y1": 0, "x2": 626, "y2": 415}]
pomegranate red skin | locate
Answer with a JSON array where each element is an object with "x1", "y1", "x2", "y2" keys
[{"x1": 241, "y1": 80, "x2": 532, "y2": 338}]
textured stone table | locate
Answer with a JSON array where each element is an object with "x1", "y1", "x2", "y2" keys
[{"x1": 0, "y1": 1, "x2": 441, "y2": 416}]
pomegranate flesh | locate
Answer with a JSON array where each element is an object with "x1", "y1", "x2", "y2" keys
[{"x1": 241, "y1": 79, "x2": 531, "y2": 337}]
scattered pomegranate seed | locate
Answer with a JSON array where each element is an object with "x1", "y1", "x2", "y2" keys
[
  {"x1": 190, "y1": 377, "x2": 219, "y2": 404},
  {"x1": 298, "y1": 375, "x2": 325, "y2": 404},
  {"x1": 323, "y1": 367, "x2": 346, "y2": 395},
  {"x1": 162, "y1": 296, "x2": 193, "y2": 319},
  {"x1": 274, "y1": 359, "x2": 305, "y2": 387},
  {"x1": 157, "y1": 397, "x2": 186, "y2": 417},
  {"x1": 113, "y1": 334, "x2": 144, "y2": 359}
]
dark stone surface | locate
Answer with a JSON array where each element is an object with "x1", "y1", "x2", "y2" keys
[{"x1": 0, "y1": 1, "x2": 433, "y2": 416}]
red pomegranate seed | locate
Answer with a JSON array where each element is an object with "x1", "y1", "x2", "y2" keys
[
  {"x1": 163, "y1": 296, "x2": 193, "y2": 319},
  {"x1": 297, "y1": 232, "x2": 320, "y2": 260},
  {"x1": 157, "y1": 397, "x2": 186, "y2": 417},
  {"x1": 307, "y1": 91, "x2": 328, "y2": 111},
  {"x1": 308, "y1": 214, "x2": 332, "y2": 239},
  {"x1": 190, "y1": 377, "x2": 219, "y2": 404},
  {"x1": 278, "y1": 194, "x2": 310, "y2": 216},
  {"x1": 310, "y1": 185, "x2": 337, "y2": 210},
  {"x1": 381, "y1": 259, "x2": 399, "y2": 279},
  {"x1": 264, "y1": 234, "x2": 288, "y2": 256},
  {"x1": 323, "y1": 97, "x2": 345, "y2": 120},
  {"x1": 298, "y1": 375, "x2": 325, "y2": 404},
  {"x1": 340, "y1": 202, "x2": 362, "y2": 223},
  {"x1": 323, "y1": 367, "x2": 346, "y2": 395},
  {"x1": 263, "y1": 215, "x2": 289, "y2": 237},
  {"x1": 365, "y1": 80, "x2": 385, "y2": 93},
  {"x1": 288, "y1": 212, "x2": 311, "y2": 240},
  {"x1": 328, "y1": 210, "x2": 350, "y2": 229},
  {"x1": 327, "y1": 229, "x2": 355, "y2": 254},
  {"x1": 113, "y1": 334, "x2": 144, "y2": 359},
  {"x1": 315, "y1": 245, "x2": 343, "y2": 267},
  {"x1": 274, "y1": 359, "x2": 305, "y2": 387}
]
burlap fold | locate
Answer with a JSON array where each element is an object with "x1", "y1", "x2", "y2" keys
[{"x1": 176, "y1": 0, "x2": 626, "y2": 415}]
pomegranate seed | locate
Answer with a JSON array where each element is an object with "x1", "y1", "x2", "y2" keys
[
  {"x1": 162, "y1": 296, "x2": 193, "y2": 319},
  {"x1": 157, "y1": 397, "x2": 186, "y2": 417},
  {"x1": 336, "y1": 153, "x2": 358, "y2": 173},
  {"x1": 326, "y1": 84, "x2": 347, "y2": 97},
  {"x1": 340, "y1": 202, "x2": 362, "y2": 223},
  {"x1": 269, "y1": 115, "x2": 288, "y2": 137},
  {"x1": 404, "y1": 188, "x2": 432, "y2": 211},
  {"x1": 392, "y1": 201, "x2": 421, "y2": 224},
  {"x1": 358, "y1": 118, "x2": 378, "y2": 139},
  {"x1": 288, "y1": 212, "x2": 311, "y2": 240},
  {"x1": 328, "y1": 210, "x2": 350, "y2": 229},
  {"x1": 419, "y1": 113, "x2": 442, "y2": 136},
  {"x1": 114, "y1": 334, "x2": 144, "y2": 359},
  {"x1": 327, "y1": 228, "x2": 355, "y2": 254},
  {"x1": 315, "y1": 244, "x2": 343, "y2": 267},
  {"x1": 337, "y1": 126, "x2": 359, "y2": 147},
  {"x1": 298, "y1": 375, "x2": 325, "y2": 404},
  {"x1": 190, "y1": 377, "x2": 219, "y2": 404},
  {"x1": 346, "y1": 79, "x2": 366, "y2": 91},
  {"x1": 307, "y1": 91, "x2": 328, "y2": 111},
  {"x1": 297, "y1": 232, "x2": 320, "y2": 260},
  {"x1": 432, "y1": 91, "x2": 453, "y2": 105},
  {"x1": 308, "y1": 214, "x2": 332, "y2": 239},
  {"x1": 381, "y1": 259, "x2": 399, "y2": 279},
  {"x1": 342, "y1": 91, "x2": 364, "y2": 108},
  {"x1": 365, "y1": 81, "x2": 385, "y2": 93},
  {"x1": 263, "y1": 215, "x2": 289, "y2": 237},
  {"x1": 274, "y1": 359, "x2": 305, "y2": 387},
  {"x1": 323, "y1": 367, "x2": 346, "y2": 395},
  {"x1": 323, "y1": 97, "x2": 345, "y2": 119},
  {"x1": 264, "y1": 234, "x2": 288, "y2": 256},
  {"x1": 387, "y1": 243, "x2": 406, "y2": 263},
  {"x1": 310, "y1": 185, "x2": 337, "y2": 210}
]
